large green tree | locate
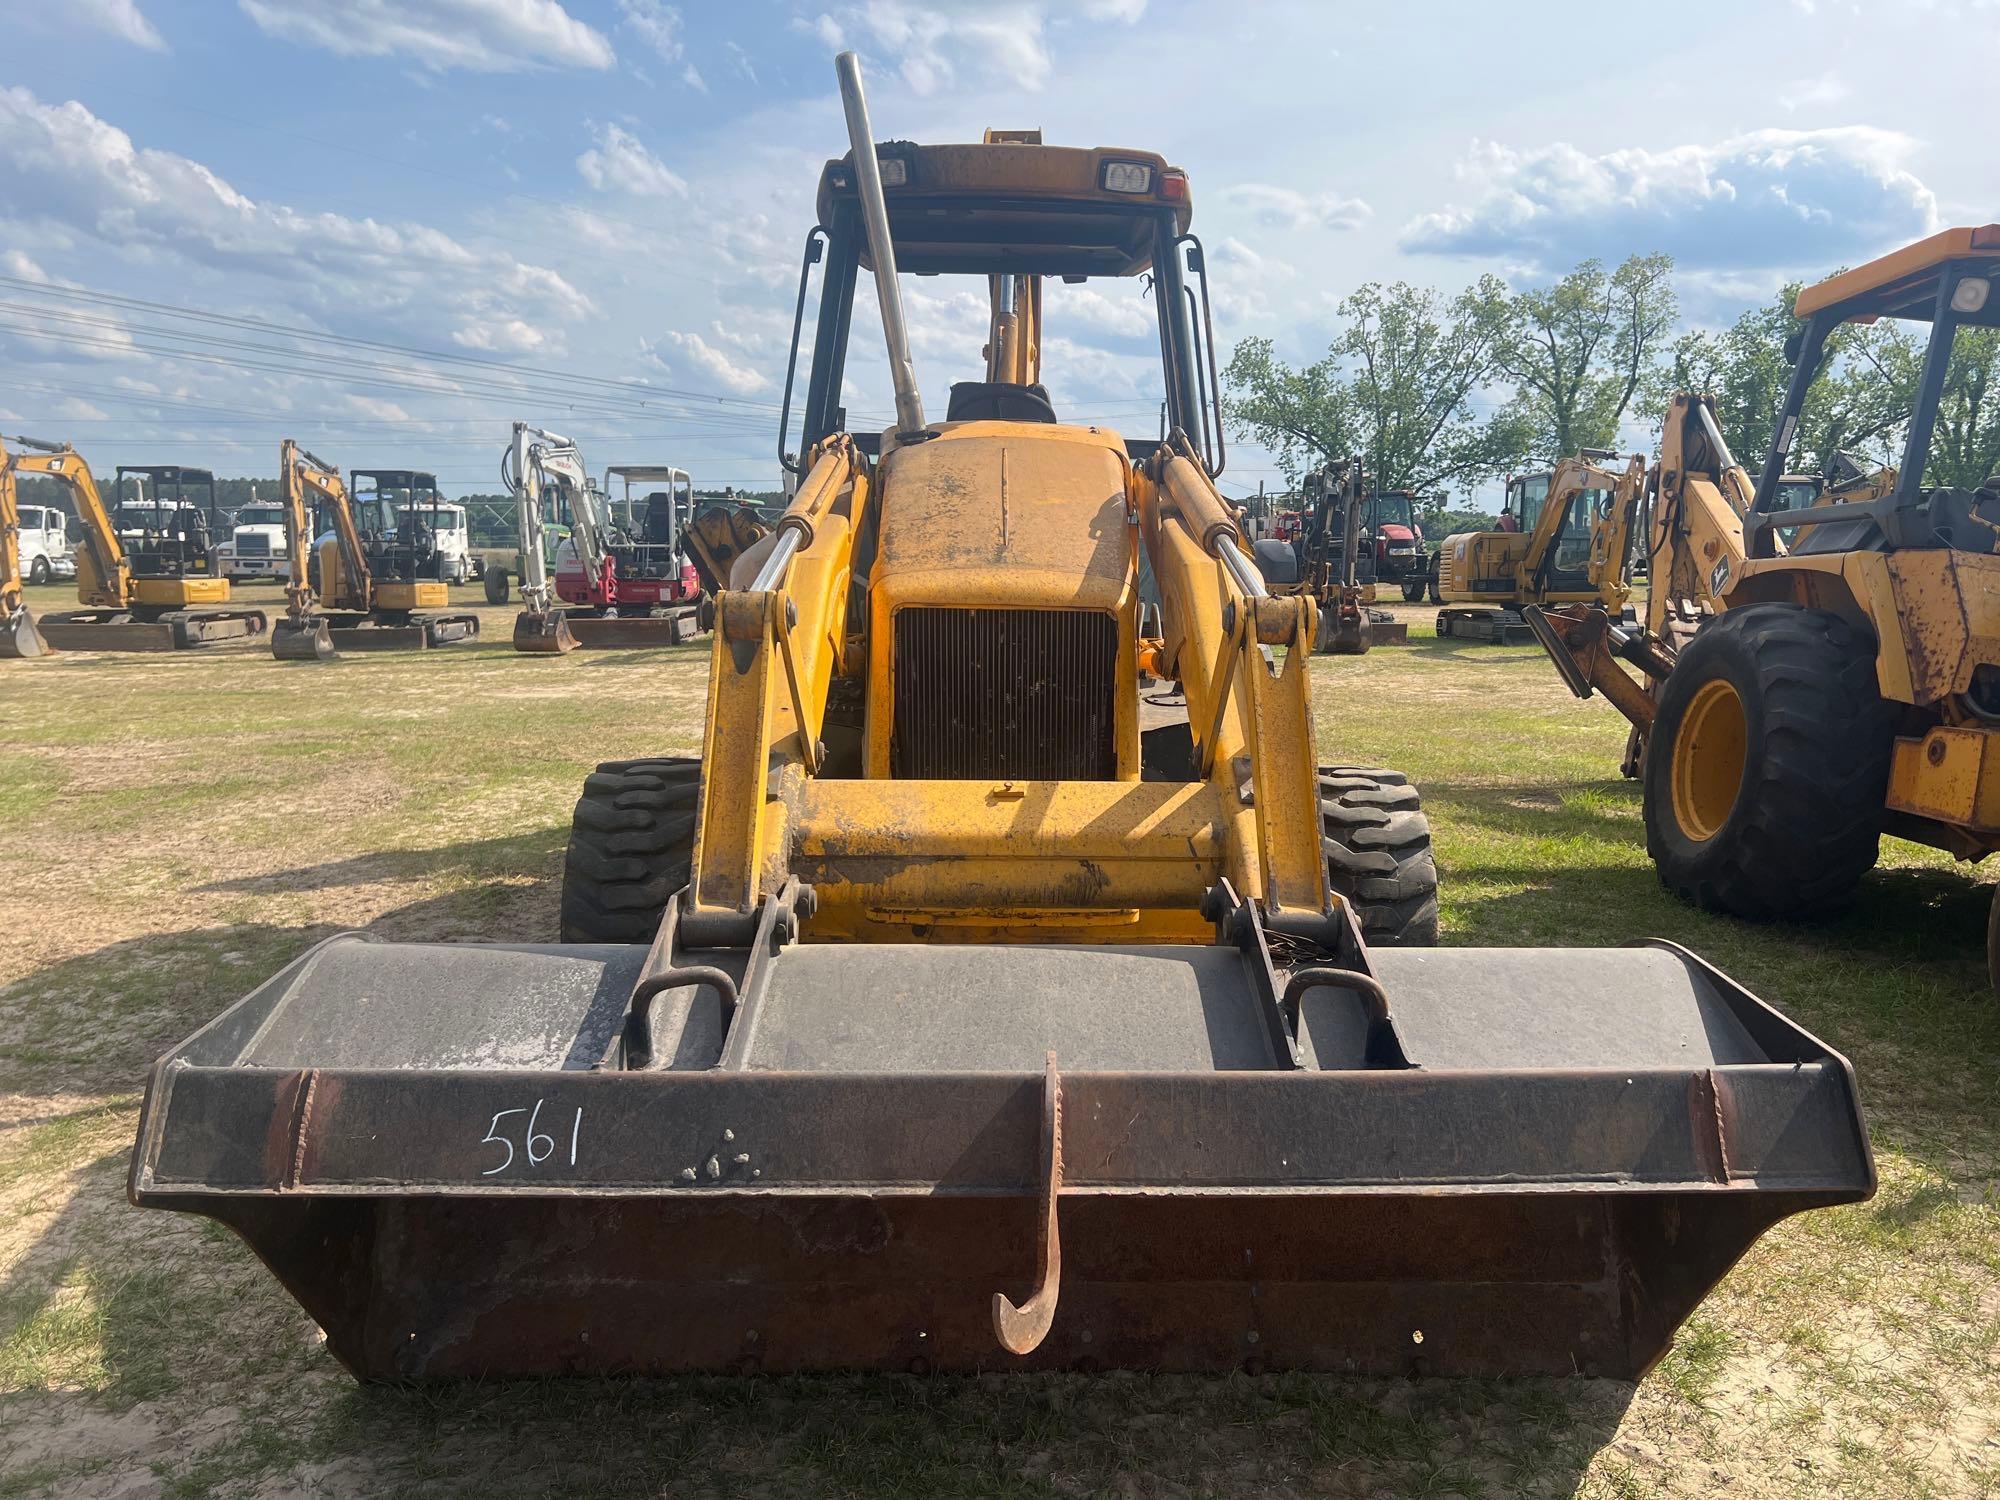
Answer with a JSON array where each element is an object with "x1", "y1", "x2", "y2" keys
[
  {"x1": 1497, "y1": 253, "x2": 1677, "y2": 457},
  {"x1": 1223, "y1": 277, "x2": 1523, "y2": 495}
]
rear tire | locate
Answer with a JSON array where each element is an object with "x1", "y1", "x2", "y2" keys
[
  {"x1": 1319, "y1": 767, "x2": 1440, "y2": 946},
  {"x1": 1643, "y1": 605, "x2": 1895, "y2": 918},
  {"x1": 560, "y1": 757, "x2": 701, "y2": 943}
]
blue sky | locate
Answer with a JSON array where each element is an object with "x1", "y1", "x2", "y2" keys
[{"x1": 0, "y1": 0, "x2": 1986, "y2": 501}]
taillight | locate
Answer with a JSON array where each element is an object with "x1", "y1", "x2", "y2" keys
[{"x1": 1159, "y1": 170, "x2": 1188, "y2": 201}]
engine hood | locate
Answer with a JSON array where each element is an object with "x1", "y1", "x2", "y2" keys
[
  {"x1": 1376, "y1": 523, "x2": 1418, "y2": 543},
  {"x1": 871, "y1": 421, "x2": 1134, "y2": 612}
]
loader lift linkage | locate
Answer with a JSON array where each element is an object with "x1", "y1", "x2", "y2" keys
[{"x1": 130, "y1": 54, "x2": 1873, "y2": 1381}]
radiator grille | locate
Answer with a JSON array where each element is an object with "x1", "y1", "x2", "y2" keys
[
  {"x1": 891, "y1": 607, "x2": 1118, "y2": 780},
  {"x1": 1439, "y1": 546, "x2": 1465, "y2": 595}
]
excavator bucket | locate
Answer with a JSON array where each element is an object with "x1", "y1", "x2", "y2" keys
[
  {"x1": 271, "y1": 618, "x2": 338, "y2": 662},
  {"x1": 512, "y1": 609, "x2": 578, "y2": 654},
  {"x1": 130, "y1": 930, "x2": 1872, "y2": 1381},
  {"x1": 0, "y1": 607, "x2": 52, "y2": 658}
]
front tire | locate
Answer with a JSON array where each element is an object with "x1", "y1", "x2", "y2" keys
[
  {"x1": 1643, "y1": 605, "x2": 1895, "y2": 918},
  {"x1": 1401, "y1": 578, "x2": 1425, "y2": 603},
  {"x1": 1319, "y1": 767, "x2": 1440, "y2": 945},
  {"x1": 560, "y1": 757, "x2": 701, "y2": 943},
  {"x1": 29, "y1": 556, "x2": 51, "y2": 585}
]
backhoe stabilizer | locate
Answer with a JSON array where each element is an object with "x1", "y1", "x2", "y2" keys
[{"x1": 129, "y1": 930, "x2": 1871, "y2": 1381}]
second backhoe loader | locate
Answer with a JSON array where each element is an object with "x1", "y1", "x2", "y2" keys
[
  {"x1": 270, "y1": 442, "x2": 479, "y2": 659},
  {"x1": 7, "y1": 441, "x2": 267, "y2": 651},
  {"x1": 1530, "y1": 225, "x2": 2000, "y2": 988},
  {"x1": 1434, "y1": 451, "x2": 1644, "y2": 643},
  {"x1": 1252, "y1": 458, "x2": 1405, "y2": 650},
  {"x1": 131, "y1": 56, "x2": 1871, "y2": 1383}
]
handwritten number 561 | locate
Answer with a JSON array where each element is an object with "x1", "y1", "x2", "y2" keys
[{"x1": 481, "y1": 1099, "x2": 583, "y2": 1176}]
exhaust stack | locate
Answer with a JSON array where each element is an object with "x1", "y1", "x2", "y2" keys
[{"x1": 834, "y1": 52, "x2": 927, "y2": 441}]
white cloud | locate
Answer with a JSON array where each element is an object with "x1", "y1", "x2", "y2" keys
[
  {"x1": 1779, "y1": 71, "x2": 1851, "y2": 111},
  {"x1": 238, "y1": 0, "x2": 613, "y2": 73},
  {"x1": 0, "y1": 85, "x2": 592, "y2": 354},
  {"x1": 682, "y1": 63, "x2": 709, "y2": 92},
  {"x1": 809, "y1": 0, "x2": 1148, "y2": 95},
  {"x1": 576, "y1": 123, "x2": 687, "y2": 197},
  {"x1": 1402, "y1": 128, "x2": 1938, "y2": 270},
  {"x1": 616, "y1": 0, "x2": 683, "y2": 62},
  {"x1": 663, "y1": 330, "x2": 768, "y2": 393},
  {"x1": 1223, "y1": 184, "x2": 1372, "y2": 233},
  {"x1": 71, "y1": 0, "x2": 167, "y2": 51}
]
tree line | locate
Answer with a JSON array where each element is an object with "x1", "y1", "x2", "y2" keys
[{"x1": 1225, "y1": 253, "x2": 2000, "y2": 521}]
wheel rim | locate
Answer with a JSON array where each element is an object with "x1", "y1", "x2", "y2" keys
[{"x1": 1671, "y1": 678, "x2": 1748, "y2": 842}]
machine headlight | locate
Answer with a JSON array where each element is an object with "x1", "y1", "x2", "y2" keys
[
  {"x1": 1101, "y1": 161, "x2": 1153, "y2": 194},
  {"x1": 1952, "y1": 276, "x2": 1990, "y2": 314}
]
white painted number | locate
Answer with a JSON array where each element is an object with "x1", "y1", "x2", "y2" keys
[{"x1": 480, "y1": 1100, "x2": 583, "y2": 1176}]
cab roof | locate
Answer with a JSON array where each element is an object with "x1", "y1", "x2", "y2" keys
[
  {"x1": 351, "y1": 469, "x2": 439, "y2": 489},
  {"x1": 1794, "y1": 224, "x2": 2000, "y2": 322},
  {"x1": 118, "y1": 465, "x2": 213, "y2": 483},
  {"x1": 816, "y1": 141, "x2": 1192, "y2": 277}
]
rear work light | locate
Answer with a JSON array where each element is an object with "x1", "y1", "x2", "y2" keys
[
  {"x1": 1101, "y1": 161, "x2": 1152, "y2": 194},
  {"x1": 876, "y1": 155, "x2": 908, "y2": 187}
]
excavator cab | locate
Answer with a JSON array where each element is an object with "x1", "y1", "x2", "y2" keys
[{"x1": 131, "y1": 56, "x2": 1873, "y2": 1382}]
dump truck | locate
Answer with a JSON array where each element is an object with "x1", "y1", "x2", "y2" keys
[
  {"x1": 129, "y1": 55, "x2": 1872, "y2": 1381},
  {"x1": 1434, "y1": 452, "x2": 1644, "y2": 644},
  {"x1": 1527, "y1": 226, "x2": 2000, "y2": 988},
  {"x1": 5, "y1": 443, "x2": 267, "y2": 651}
]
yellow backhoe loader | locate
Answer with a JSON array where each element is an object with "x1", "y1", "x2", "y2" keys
[
  {"x1": 271, "y1": 441, "x2": 481, "y2": 660},
  {"x1": 130, "y1": 56, "x2": 1872, "y2": 1382},
  {"x1": 0, "y1": 437, "x2": 54, "y2": 658},
  {"x1": 1529, "y1": 225, "x2": 2000, "y2": 985},
  {"x1": 4, "y1": 440, "x2": 267, "y2": 651},
  {"x1": 1434, "y1": 451, "x2": 1644, "y2": 644}
]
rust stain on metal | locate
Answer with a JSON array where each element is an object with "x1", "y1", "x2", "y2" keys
[
  {"x1": 1686, "y1": 1070, "x2": 1731, "y2": 1184},
  {"x1": 284, "y1": 1068, "x2": 320, "y2": 1190}
]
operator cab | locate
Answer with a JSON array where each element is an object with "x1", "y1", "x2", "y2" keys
[
  {"x1": 114, "y1": 466, "x2": 220, "y2": 578},
  {"x1": 1750, "y1": 224, "x2": 2000, "y2": 558},
  {"x1": 349, "y1": 469, "x2": 450, "y2": 582}
]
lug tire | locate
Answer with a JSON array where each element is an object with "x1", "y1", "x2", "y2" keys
[
  {"x1": 1401, "y1": 578, "x2": 1425, "y2": 603},
  {"x1": 1319, "y1": 766, "x2": 1440, "y2": 946},
  {"x1": 560, "y1": 756, "x2": 702, "y2": 943},
  {"x1": 1643, "y1": 605, "x2": 1896, "y2": 918}
]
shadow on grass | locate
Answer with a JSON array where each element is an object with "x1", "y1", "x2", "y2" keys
[{"x1": 194, "y1": 827, "x2": 564, "y2": 896}]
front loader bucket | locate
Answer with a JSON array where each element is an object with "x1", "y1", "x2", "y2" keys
[
  {"x1": 0, "y1": 607, "x2": 52, "y2": 658},
  {"x1": 562, "y1": 609, "x2": 701, "y2": 649},
  {"x1": 131, "y1": 934, "x2": 1872, "y2": 1382},
  {"x1": 512, "y1": 609, "x2": 577, "y2": 654},
  {"x1": 271, "y1": 618, "x2": 338, "y2": 662}
]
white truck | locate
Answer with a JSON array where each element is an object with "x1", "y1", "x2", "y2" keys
[
  {"x1": 398, "y1": 501, "x2": 481, "y2": 584},
  {"x1": 218, "y1": 503, "x2": 291, "y2": 582},
  {"x1": 14, "y1": 502, "x2": 75, "y2": 584}
]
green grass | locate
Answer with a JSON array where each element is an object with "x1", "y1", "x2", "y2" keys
[{"x1": 0, "y1": 592, "x2": 1995, "y2": 1497}]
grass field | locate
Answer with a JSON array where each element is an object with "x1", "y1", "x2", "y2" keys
[{"x1": 1, "y1": 580, "x2": 1996, "y2": 1497}]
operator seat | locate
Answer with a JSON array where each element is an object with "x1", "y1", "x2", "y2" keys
[{"x1": 945, "y1": 381, "x2": 1058, "y2": 424}]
